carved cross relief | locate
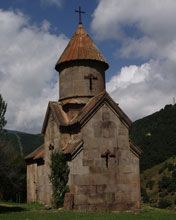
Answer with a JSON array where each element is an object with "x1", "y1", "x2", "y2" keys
[
  {"x1": 84, "y1": 74, "x2": 98, "y2": 91},
  {"x1": 94, "y1": 111, "x2": 117, "y2": 138},
  {"x1": 101, "y1": 149, "x2": 115, "y2": 168}
]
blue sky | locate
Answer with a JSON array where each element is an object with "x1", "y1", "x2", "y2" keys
[
  {"x1": 0, "y1": 0, "x2": 95, "y2": 34},
  {"x1": 0, "y1": 0, "x2": 144, "y2": 80},
  {"x1": 0, "y1": 0, "x2": 176, "y2": 133}
]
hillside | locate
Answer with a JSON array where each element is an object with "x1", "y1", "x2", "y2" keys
[
  {"x1": 130, "y1": 104, "x2": 176, "y2": 171},
  {"x1": 2, "y1": 130, "x2": 43, "y2": 156},
  {"x1": 141, "y1": 156, "x2": 176, "y2": 208}
]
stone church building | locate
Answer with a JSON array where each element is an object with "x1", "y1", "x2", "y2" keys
[{"x1": 25, "y1": 19, "x2": 141, "y2": 211}]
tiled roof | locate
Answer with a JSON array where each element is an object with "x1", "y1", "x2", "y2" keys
[
  {"x1": 69, "y1": 91, "x2": 132, "y2": 127},
  {"x1": 55, "y1": 24, "x2": 109, "y2": 70},
  {"x1": 49, "y1": 101, "x2": 69, "y2": 125},
  {"x1": 42, "y1": 91, "x2": 132, "y2": 134},
  {"x1": 62, "y1": 139, "x2": 83, "y2": 155},
  {"x1": 42, "y1": 101, "x2": 69, "y2": 134},
  {"x1": 25, "y1": 145, "x2": 44, "y2": 161},
  {"x1": 36, "y1": 93, "x2": 141, "y2": 158}
]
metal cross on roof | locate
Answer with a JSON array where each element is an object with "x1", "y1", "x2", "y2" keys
[{"x1": 75, "y1": 6, "x2": 85, "y2": 24}]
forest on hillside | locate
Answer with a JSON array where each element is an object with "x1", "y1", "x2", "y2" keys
[{"x1": 130, "y1": 104, "x2": 176, "y2": 171}]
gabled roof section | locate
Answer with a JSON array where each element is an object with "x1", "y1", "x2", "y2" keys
[
  {"x1": 55, "y1": 24, "x2": 109, "y2": 71},
  {"x1": 42, "y1": 101, "x2": 69, "y2": 134},
  {"x1": 62, "y1": 139, "x2": 83, "y2": 157},
  {"x1": 25, "y1": 145, "x2": 44, "y2": 162},
  {"x1": 130, "y1": 140, "x2": 142, "y2": 157},
  {"x1": 42, "y1": 92, "x2": 132, "y2": 133},
  {"x1": 68, "y1": 91, "x2": 132, "y2": 128}
]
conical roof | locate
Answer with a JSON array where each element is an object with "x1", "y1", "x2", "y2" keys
[{"x1": 55, "y1": 24, "x2": 109, "y2": 71}]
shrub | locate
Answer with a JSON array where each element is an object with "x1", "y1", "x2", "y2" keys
[
  {"x1": 172, "y1": 169, "x2": 176, "y2": 178},
  {"x1": 141, "y1": 187, "x2": 149, "y2": 203},
  {"x1": 159, "y1": 163, "x2": 167, "y2": 174},
  {"x1": 159, "y1": 176, "x2": 172, "y2": 190},
  {"x1": 167, "y1": 179, "x2": 176, "y2": 192},
  {"x1": 50, "y1": 151, "x2": 70, "y2": 208},
  {"x1": 167, "y1": 163, "x2": 175, "y2": 171},
  {"x1": 149, "y1": 198, "x2": 157, "y2": 204},
  {"x1": 146, "y1": 180, "x2": 155, "y2": 190},
  {"x1": 158, "y1": 199, "x2": 172, "y2": 208},
  {"x1": 159, "y1": 191, "x2": 168, "y2": 198}
]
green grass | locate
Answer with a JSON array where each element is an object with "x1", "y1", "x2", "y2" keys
[{"x1": 0, "y1": 203, "x2": 175, "y2": 220}]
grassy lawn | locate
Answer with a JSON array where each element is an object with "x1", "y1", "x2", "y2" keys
[{"x1": 0, "y1": 203, "x2": 175, "y2": 220}]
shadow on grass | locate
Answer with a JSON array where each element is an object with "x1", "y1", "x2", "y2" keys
[{"x1": 0, "y1": 205, "x2": 26, "y2": 214}]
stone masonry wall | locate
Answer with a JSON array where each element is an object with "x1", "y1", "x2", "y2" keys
[
  {"x1": 68, "y1": 103, "x2": 140, "y2": 211},
  {"x1": 59, "y1": 63, "x2": 105, "y2": 100},
  {"x1": 36, "y1": 164, "x2": 46, "y2": 203},
  {"x1": 27, "y1": 163, "x2": 37, "y2": 203},
  {"x1": 27, "y1": 161, "x2": 51, "y2": 205},
  {"x1": 42, "y1": 113, "x2": 62, "y2": 205}
]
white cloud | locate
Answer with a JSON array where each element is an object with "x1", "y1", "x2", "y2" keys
[
  {"x1": 107, "y1": 64, "x2": 150, "y2": 92},
  {"x1": 92, "y1": 0, "x2": 176, "y2": 41},
  {"x1": 119, "y1": 37, "x2": 158, "y2": 60},
  {"x1": 107, "y1": 60, "x2": 176, "y2": 120},
  {"x1": 92, "y1": 0, "x2": 176, "y2": 60},
  {"x1": 40, "y1": 0, "x2": 62, "y2": 8},
  {"x1": 92, "y1": 0, "x2": 176, "y2": 120},
  {"x1": 0, "y1": 9, "x2": 68, "y2": 133}
]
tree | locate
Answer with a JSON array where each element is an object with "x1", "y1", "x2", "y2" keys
[
  {"x1": 0, "y1": 95, "x2": 26, "y2": 202},
  {"x1": 0, "y1": 140, "x2": 26, "y2": 201},
  {"x1": 0, "y1": 94, "x2": 7, "y2": 133}
]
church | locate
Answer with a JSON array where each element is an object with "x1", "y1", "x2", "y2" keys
[{"x1": 25, "y1": 11, "x2": 141, "y2": 211}]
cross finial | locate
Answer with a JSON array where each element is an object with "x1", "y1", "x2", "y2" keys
[{"x1": 75, "y1": 6, "x2": 85, "y2": 24}]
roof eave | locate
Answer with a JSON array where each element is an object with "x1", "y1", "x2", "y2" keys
[
  {"x1": 130, "y1": 140, "x2": 142, "y2": 157},
  {"x1": 55, "y1": 59, "x2": 109, "y2": 72}
]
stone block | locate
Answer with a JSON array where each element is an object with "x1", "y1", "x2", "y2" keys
[
  {"x1": 74, "y1": 194, "x2": 88, "y2": 205},
  {"x1": 77, "y1": 185, "x2": 96, "y2": 195},
  {"x1": 118, "y1": 128, "x2": 128, "y2": 136},
  {"x1": 94, "y1": 204, "x2": 109, "y2": 212},
  {"x1": 89, "y1": 166, "x2": 102, "y2": 173},
  {"x1": 86, "y1": 173, "x2": 108, "y2": 185},
  {"x1": 75, "y1": 204, "x2": 91, "y2": 212},
  {"x1": 82, "y1": 159, "x2": 93, "y2": 166},
  {"x1": 64, "y1": 193, "x2": 74, "y2": 210},
  {"x1": 72, "y1": 174, "x2": 93, "y2": 185},
  {"x1": 87, "y1": 195, "x2": 104, "y2": 205},
  {"x1": 83, "y1": 149, "x2": 98, "y2": 159},
  {"x1": 105, "y1": 192, "x2": 115, "y2": 204},
  {"x1": 96, "y1": 184, "x2": 106, "y2": 194}
]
